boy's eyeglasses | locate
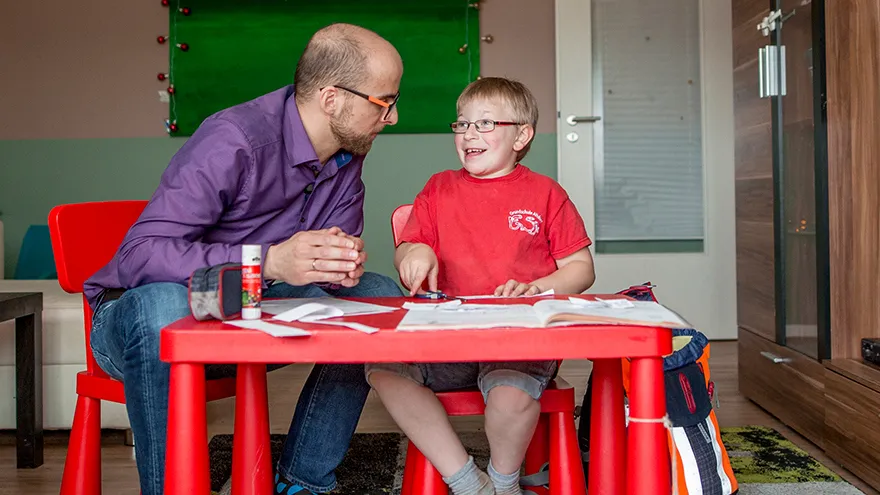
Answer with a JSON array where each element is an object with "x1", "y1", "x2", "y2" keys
[
  {"x1": 329, "y1": 85, "x2": 400, "y2": 120},
  {"x1": 450, "y1": 119, "x2": 524, "y2": 133}
]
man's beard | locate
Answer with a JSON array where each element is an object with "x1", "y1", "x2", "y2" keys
[{"x1": 330, "y1": 106, "x2": 375, "y2": 156}]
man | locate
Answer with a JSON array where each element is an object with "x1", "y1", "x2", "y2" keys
[{"x1": 81, "y1": 23, "x2": 404, "y2": 495}]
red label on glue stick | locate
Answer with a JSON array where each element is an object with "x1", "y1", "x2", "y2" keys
[{"x1": 241, "y1": 244, "x2": 262, "y2": 319}]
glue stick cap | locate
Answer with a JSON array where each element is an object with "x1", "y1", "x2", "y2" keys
[{"x1": 242, "y1": 244, "x2": 261, "y2": 266}]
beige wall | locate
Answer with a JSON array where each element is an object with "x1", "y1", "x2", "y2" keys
[
  {"x1": 480, "y1": 0, "x2": 556, "y2": 133},
  {"x1": 0, "y1": 0, "x2": 556, "y2": 140},
  {"x1": 0, "y1": 1, "x2": 168, "y2": 139}
]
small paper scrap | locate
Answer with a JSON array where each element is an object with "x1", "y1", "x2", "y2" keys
[
  {"x1": 402, "y1": 300, "x2": 463, "y2": 310},
  {"x1": 568, "y1": 297, "x2": 634, "y2": 309},
  {"x1": 305, "y1": 320, "x2": 379, "y2": 334},
  {"x1": 457, "y1": 289, "x2": 555, "y2": 300},
  {"x1": 227, "y1": 319, "x2": 312, "y2": 338},
  {"x1": 272, "y1": 303, "x2": 344, "y2": 322}
]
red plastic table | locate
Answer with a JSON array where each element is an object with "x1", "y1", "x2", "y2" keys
[{"x1": 159, "y1": 295, "x2": 672, "y2": 495}]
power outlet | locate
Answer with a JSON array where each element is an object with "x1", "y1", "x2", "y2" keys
[{"x1": 158, "y1": 90, "x2": 170, "y2": 103}]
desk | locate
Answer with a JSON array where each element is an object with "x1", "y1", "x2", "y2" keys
[
  {"x1": 0, "y1": 292, "x2": 43, "y2": 469},
  {"x1": 160, "y1": 295, "x2": 672, "y2": 495}
]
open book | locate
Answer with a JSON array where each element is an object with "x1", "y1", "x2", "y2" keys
[{"x1": 396, "y1": 298, "x2": 691, "y2": 331}]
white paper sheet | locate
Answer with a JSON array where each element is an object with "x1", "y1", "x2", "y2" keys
[
  {"x1": 226, "y1": 319, "x2": 312, "y2": 337},
  {"x1": 402, "y1": 300, "x2": 463, "y2": 310},
  {"x1": 272, "y1": 303, "x2": 344, "y2": 323},
  {"x1": 456, "y1": 289, "x2": 556, "y2": 300},
  {"x1": 261, "y1": 298, "x2": 399, "y2": 317},
  {"x1": 304, "y1": 320, "x2": 380, "y2": 334},
  {"x1": 594, "y1": 297, "x2": 635, "y2": 309},
  {"x1": 568, "y1": 297, "x2": 635, "y2": 309}
]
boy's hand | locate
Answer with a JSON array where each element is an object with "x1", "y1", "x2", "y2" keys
[
  {"x1": 494, "y1": 279, "x2": 542, "y2": 297},
  {"x1": 399, "y1": 244, "x2": 439, "y2": 296}
]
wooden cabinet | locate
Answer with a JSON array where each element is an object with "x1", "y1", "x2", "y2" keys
[
  {"x1": 733, "y1": 0, "x2": 880, "y2": 490},
  {"x1": 739, "y1": 329, "x2": 825, "y2": 448},
  {"x1": 825, "y1": 0, "x2": 880, "y2": 360},
  {"x1": 825, "y1": 360, "x2": 880, "y2": 488},
  {"x1": 733, "y1": 0, "x2": 829, "y2": 448},
  {"x1": 733, "y1": 0, "x2": 775, "y2": 343}
]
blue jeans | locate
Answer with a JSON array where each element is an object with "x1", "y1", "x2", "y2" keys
[{"x1": 89, "y1": 272, "x2": 403, "y2": 495}]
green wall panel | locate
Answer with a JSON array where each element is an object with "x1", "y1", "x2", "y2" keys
[
  {"x1": 167, "y1": 0, "x2": 480, "y2": 135},
  {"x1": 0, "y1": 134, "x2": 557, "y2": 281}
]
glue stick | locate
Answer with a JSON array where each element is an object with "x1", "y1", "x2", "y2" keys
[{"x1": 241, "y1": 244, "x2": 262, "y2": 320}]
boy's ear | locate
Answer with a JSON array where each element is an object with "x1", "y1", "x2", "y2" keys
[{"x1": 513, "y1": 124, "x2": 536, "y2": 152}]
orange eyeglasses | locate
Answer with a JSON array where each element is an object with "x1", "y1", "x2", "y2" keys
[{"x1": 331, "y1": 85, "x2": 400, "y2": 120}]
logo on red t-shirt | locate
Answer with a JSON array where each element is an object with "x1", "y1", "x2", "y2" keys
[{"x1": 508, "y1": 209, "x2": 543, "y2": 236}]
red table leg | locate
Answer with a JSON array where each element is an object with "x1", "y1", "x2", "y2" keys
[
  {"x1": 165, "y1": 363, "x2": 209, "y2": 495},
  {"x1": 233, "y1": 364, "x2": 273, "y2": 495},
  {"x1": 409, "y1": 441, "x2": 447, "y2": 495},
  {"x1": 589, "y1": 359, "x2": 626, "y2": 495},
  {"x1": 626, "y1": 357, "x2": 669, "y2": 495}
]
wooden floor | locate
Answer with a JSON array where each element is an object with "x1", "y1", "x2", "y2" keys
[{"x1": 0, "y1": 341, "x2": 877, "y2": 494}]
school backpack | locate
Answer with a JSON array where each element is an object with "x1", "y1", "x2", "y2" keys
[
  {"x1": 521, "y1": 283, "x2": 738, "y2": 495},
  {"x1": 578, "y1": 283, "x2": 738, "y2": 494}
]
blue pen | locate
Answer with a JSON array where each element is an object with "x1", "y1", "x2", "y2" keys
[
  {"x1": 415, "y1": 290, "x2": 449, "y2": 300},
  {"x1": 415, "y1": 290, "x2": 468, "y2": 301}
]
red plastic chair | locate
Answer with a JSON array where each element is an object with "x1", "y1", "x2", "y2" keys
[
  {"x1": 391, "y1": 204, "x2": 586, "y2": 495},
  {"x1": 48, "y1": 200, "x2": 237, "y2": 494}
]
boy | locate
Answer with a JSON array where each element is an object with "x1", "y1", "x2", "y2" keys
[{"x1": 367, "y1": 77, "x2": 595, "y2": 495}]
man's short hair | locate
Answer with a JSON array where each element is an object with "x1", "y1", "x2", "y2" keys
[
  {"x1": 456, "y1": 77, "x2": 539, "y2": 161},
  {"x1": 294, "y1": 24, "x2": 370, "y2": 102}
]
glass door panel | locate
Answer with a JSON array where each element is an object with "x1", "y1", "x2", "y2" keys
[{"x1": 778, "y1": 0, "x2": 819, "y2": 358}]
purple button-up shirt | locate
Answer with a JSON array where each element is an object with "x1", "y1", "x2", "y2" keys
[{"x1": 83, "y1": 85, "x2": 366, "y2": 309}]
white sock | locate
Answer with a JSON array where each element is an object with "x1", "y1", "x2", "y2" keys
[
  {"x1": 489, "y1": 460, "x2": 522, "y2": 495},
  {"x1": 442, "y1": 456, "x2": 495, "y2": 495}
]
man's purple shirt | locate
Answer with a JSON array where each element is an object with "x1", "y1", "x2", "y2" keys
[{"x1": 83, "y1": 85, "x2": 366, "y2": 309}]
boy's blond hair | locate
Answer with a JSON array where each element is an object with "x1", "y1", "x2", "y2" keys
[{"x1": 456, "y1": 77, "x2": 539, "y2": 161}]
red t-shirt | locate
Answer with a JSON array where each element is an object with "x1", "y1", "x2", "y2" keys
[{"x1": 398, "y1": 164, "x2": 592, "y2": 296}]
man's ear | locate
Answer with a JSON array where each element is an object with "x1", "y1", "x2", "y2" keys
[
  {"x1": 513, "y1": 124, "x2": 536, "y2": 152},
  {"x1": 317, "y1": 87, "x2": 340, "y2": 117}
]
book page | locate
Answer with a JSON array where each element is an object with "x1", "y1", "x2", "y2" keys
[
  {"x1": 396, "y1": 303, "x2": 542, "y2": 331},
  {"x1": 532, "y1": 299, "x2": 690, "y2": 328}
]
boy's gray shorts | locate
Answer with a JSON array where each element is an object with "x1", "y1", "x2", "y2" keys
[{"x1": 365, "y1": 360, "x2": 558, "y2": 402}]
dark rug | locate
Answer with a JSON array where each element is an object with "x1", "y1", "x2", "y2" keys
[
  {"x1": 208, "y1": 432, "x2": 402, "y2": 494},
  {"x1": 207, "y1": 426, "x2": 857, "y2": 494}
]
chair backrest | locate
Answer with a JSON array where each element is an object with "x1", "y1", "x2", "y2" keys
[
  {"x1": 48, "y1": 200, "x2": 147, "y2": 294},
  {"x1": 391, "y1": 204, "x2": 413, "y2": 246},
  {"x1": 48, "y1": 200, "x2": 147, "y2": 376}
]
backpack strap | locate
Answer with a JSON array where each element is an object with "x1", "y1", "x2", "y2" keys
[{"x1": 519, "y1": 462, "x2": 550, "y2": 490}]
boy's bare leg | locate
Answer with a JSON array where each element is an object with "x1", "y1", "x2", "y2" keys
[
  {"x1": 485, "y1": 386, "x2": 542, "y2": 495},
  {"x1": 369, "y1": 371, "x2": 468, "y2": 475},
  {"x1": 369, "y1": 371, "x2": 494, "y2": 495}
]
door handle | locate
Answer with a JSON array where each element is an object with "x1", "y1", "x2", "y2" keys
[
  {"x1": 566, "y1": 115, "x2": 601, "y2": 126},
  {"x1": 760, "y1": 351, "x2": 792, "y2": 364}
]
